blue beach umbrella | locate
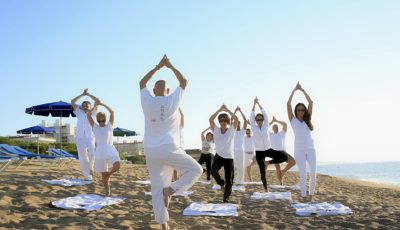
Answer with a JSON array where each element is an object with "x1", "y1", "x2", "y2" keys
[
  {"x1": 17, "y1": 125, "x2": 56, "y2": 153},
  {"x1": 25, "y1": 101, "x2": 75, "y2": 151},
  {"x1": 17, "y1": 125, "x2": 56, "y2": 135}
]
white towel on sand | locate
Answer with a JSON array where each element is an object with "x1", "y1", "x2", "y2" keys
[
  {"x1": 243, "y1": 181, "x2": 263, "y2": 185},
  {"x1": 250, "y1": 192, "x2": 292, "y2": 201},
  {"x1": 183, "y1": 202, "x2": 239, "y2": 216},
  {"x1": 51, "y1": 194, "x2": 125, "y2": 211},
  {"x1": 134, "y1": 180, "x2": 151, "y2": 185},
  {"x1": 292, "y1": 202, "x2": 353, "y2": 216},
  {"x1": 144, "y1": 190, "x2": 193, "y2": 197},
  {"x1": 42, "y1": 178, "x2": 93, "y2": 187},
  {"x1": 270, "y1": 185, "x2": 300, "y2": 190},
  {"x1": 197, "y1": 179, "x2": 212, "y2": 184},
  {"x1": 212, "y1": 185, "x2": 245, "y2": 191}
]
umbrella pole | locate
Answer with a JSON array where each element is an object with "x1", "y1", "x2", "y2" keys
[
  {"x1": 37, "y1": 134, "x2": 40, "y2": 154},
  {"x1": 60, "y1": 117, "x2": 62, "y2": 152}
]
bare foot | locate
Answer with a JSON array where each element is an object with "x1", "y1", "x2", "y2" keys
[
  {"x1": 163, "y1": 187, "x2": 174, "y2": 208},
  {"x1": 309, "y1": 195, "x2": 314, "y2": 202},
  {"x1": 161, "y1": 223, "x2": 170, "y2": 230},
  {"x1": 220, "y1": 185, "x2": 225, "y2": 193},
  {"x1": 264, "y1": 187, "x2": 269, "y2": 192}
]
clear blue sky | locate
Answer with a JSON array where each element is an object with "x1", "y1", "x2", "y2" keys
[{"x1": 1, "y1": 1, "x2": 399, "y2": 163}]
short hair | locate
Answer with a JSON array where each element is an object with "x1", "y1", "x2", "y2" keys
[
  {"x1": 82, "y1": 101, "x2": 91, "y2": 106},
  {"x1": 217, "y1": 113, "x2": 230, "y2": 124}
]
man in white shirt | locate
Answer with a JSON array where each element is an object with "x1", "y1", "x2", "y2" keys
[
  {"x1": 140, "y1": 55, "x2": 202, "y2": 230},
  {"x1": 269, "y1": 116, "x2": 296, "y2": 185},
  {"x1": 250, "y1": 97, "x2": 289, "y2": 192},
  {"x1": 71, "y1": 89, "x2": 98, "y2": 181},
  {"x1": 209, "y1": 104, "x2": 238, "y2": 203}
]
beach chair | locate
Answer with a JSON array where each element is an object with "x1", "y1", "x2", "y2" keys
[
  {"x1": 48, "y1": 149, "x2": 77, "y2": 167},
  {"x1": 0, "y1": 156, "x2": 12, "y2": 172},
  {"x1": 0, "y1": 145, "x2": 30, "y2": 169},
  {"x1": 0, "y1": 144, "x2": 59, "y2": 168}
]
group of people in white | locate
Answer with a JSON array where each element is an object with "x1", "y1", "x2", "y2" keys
[
  {"x1": 71, "y1": 89, "x2": 121, "y2": 196},
  {"x1": 71, "y1": 55, "x2": 317, "y2": 230}
]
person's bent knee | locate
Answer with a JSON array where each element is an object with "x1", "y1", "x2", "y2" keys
[{"x1": 113, "y1": 161, "x2": 121, "y2": 170}]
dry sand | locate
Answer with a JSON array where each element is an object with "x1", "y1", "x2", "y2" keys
[{"x1": 1, "y1": 159, "x2": 400, "y2": 229}]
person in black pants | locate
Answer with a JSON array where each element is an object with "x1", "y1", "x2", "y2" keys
[
  {"x1": 209, "y1": 104, "x2": 238, "y2": 202},
  {"x1": 198, "y1": 127, "x2": 215, "y2": 181},
  {"x1": 250, "y1": 97, "x2": 289, "y2": 192}
]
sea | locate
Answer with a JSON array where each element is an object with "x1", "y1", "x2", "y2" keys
[{"x1": 316, "y1": 161, "x2": 400, "y2": 186}]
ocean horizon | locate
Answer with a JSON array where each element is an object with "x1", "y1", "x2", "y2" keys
[{"x1": 314, "y1": 161, "x2": 400, "y2": 186}]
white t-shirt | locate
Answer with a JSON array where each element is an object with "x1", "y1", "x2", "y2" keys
[
  {"x1": 233, "y1": 130, "x2": 245, "y2": 153},
  {"x1": 213, "y1": 126, "x2": 235, "y2": 159},
  {"x1": 141, "y1": 87, "x2": 183, "y2": 148},
  {"x1": 250, "y1": 109, "x2": 271, "y2": 151},
  {"x1": 290, "y1": 117, "x2": 314, "y2": 150},
  {"x1": 74, "y1": 106, "x2": 95, "y2": 139},
  {"x1": 93, "y1": 123, "x2": 114, "y2": 147},
  {"x1": 244, "y1": 136, "x2": 255, "y2": 153},
  {"x1": 269, "y1": 131, "x2": 286, "y2": 151},
  {"x1": 201, "y1": 140, "x2": 216, "y2": 155}
]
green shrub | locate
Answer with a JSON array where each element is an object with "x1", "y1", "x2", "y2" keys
[{"x1": 126, "y1": 155, "x2": 146, "y2": 164}]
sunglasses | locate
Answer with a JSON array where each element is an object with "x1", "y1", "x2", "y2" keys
[
  {"x1": 296, "y1": 109, "x2": 305, "y2": 112},
  {"x1": 256, "y1": 119, "x2": 264, "y2": 122},
  {"x1": 219, "y1": 119, "x2": 229, "y2": 123},
  {"x1": 98, "y1": 120, "x2": 106, "y2": 122}
]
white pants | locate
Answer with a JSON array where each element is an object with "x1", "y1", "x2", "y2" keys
[
  {"x1": 234, "y1": 150, "x2": 244, "y2": 184},
  {"x1": 95, "y1": 145, "x2": 120, "y2": 173},
  {"x1": 294, "y1": 148, "x2": 317, "y2": 197},
  {"x1": 76, "y1": 137, "x2": 95, "y2": 180},
  {"x1": 244, "y1": 152, "x2": 255, "y2": 167},
  {"x1": 145, "y1": 144, "x2": 202, "y2": 224}
]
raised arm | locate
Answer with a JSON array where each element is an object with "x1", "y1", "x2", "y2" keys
[
  {"x1": 287, "y1": 84, "x2": 298, "y2": 121},
  {"x1": 179, "y1": 108, "x2": 184, "y2": 129},
  {"x1": 222, "y1": 106, "x2": 238, "y2": 130},
  {"x1": 139, "y1": 56, "x2": 166, "y2": 90},
  {"x1": 299, "y1": 85, "x2": 313, "y2": 117},
  {"x1": 86, "y1": 101, "x2": 97, "y2": 127},
  {"x1": 272, "y1": 116, "x2": 287, "y2": 132},
  {"x1": 100, "y1": 102, "x2": 115, "y2": 126},
  {"x1": 237, "y1": 107, "x2": 248, "y2": 130},
  {"x1": 209, "y1": 106, "x2": 223, "y2": 130},
  {"x1": 71, "y1": 89, "x2": 87, "y2": 110},
  {"x1": 164, "y1": 56, "x2": 188, "y2": 90},
  {"x1": 256, "y1": 99, "x2": 269, "y2": 127},
  {"x1": 250, "y1": 97, "x2": 258, "y2": 126},
  {"x1": 85, "y1": 92, "x2": 99, "y2": 104},
  {"x1": 201, "y1": 127, "x2": 210, "y2": 142}
]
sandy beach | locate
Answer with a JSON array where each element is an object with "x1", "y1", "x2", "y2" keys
[{"x1": 1, "y1": 159, "x2": 400, "y2": 230}]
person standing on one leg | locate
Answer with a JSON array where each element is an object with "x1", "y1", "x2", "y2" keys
[
  {"x1": 209, "y1": 104, "x2": 238, "y2": 203},
  {"x1": 173, "y1": 108, "x2": 185, "y2": 181},
  {"x1": 198, "y1": 127, "x2": 215, "y2": 181},
  {"x1": 250, "y1": 97, "x2": 289, "y2": 192},
  {"x1": 233, "y1": 106, "x2": 248, "y2": 185},
  {"x1": 269, "y1": 116, "x2": 296, "y2": 185},
  {"x1": 244, "y1": 128, "x2": 256, "y2": 182},
  {"x1": 71, "y1": 89, "x2": 98, "y2": 181},
  {"x1": 140, "y1": 55, "x2": 202, "y2": 230},
  {"x1": 287, "y1": 82, "x2": 317, "y2": 202},
  {"x1": 87, "y1": 100, "x2": 121, "y2": 196}
]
